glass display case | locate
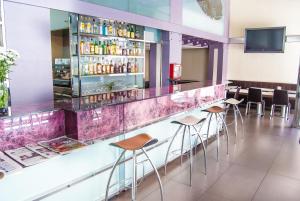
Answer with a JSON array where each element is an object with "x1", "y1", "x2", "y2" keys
[{"x1": 69, "y1": 13, "x2": 145, "y2": 97}]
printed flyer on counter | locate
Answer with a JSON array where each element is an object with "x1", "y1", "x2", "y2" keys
[
  {"x1": 5, "y1": 147, "x2": 47, "y2": 167},
  {"x1": 38, "y1": 136, "x2": 86, "y2": 154},
  {"x1": 26, "y1": 144, "x2": 58, "y2": 158},
  {"x1": 0, "y1": 152, "x2": 22, "y2": 173}
]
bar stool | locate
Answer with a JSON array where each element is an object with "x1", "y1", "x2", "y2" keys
[
  {"x1": 164, "y1": 115, "x2": 207, "y2": 186},
  {"x1": 204, "y1": 106, "x2": 229, "y2": 160},
  {"x1": 105, "y1": 134, "x2": 164, "y2": 201},
  {"x1": 224, "y1": 98, "x2": 245, "y2": 143}
]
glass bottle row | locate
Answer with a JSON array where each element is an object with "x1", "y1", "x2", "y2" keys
[
  {"x1": 79, "y1": 15, "x2": 143, "y2": 40},
  {"x1": 81, "y1": 90, "x2": 138, "y2": 104},
  {"x1": 79, "y1": 37, "x2": 143, "y2": 56},
  {"x1": 80, "y1": 57, "x2": 140, "y2": 76}
]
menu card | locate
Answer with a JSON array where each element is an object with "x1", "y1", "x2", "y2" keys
[
  {"x1": 38, "y1": 136, "x2": 86, "y2": 154},
  {"x1": 26, "y1": 144, "x2": 58, "y2": 158},
  {"x1": 4, "y1": 147, "x2": 47, "y2": 167},
  {"x1": 0, "y1": 151, "x2": 22, "y2": 173}
]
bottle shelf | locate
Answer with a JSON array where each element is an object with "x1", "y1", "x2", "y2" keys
[
  {"x1": 77, "y1": 72, "x2": 144, "y2": 78},
  {"x1": 73, "y1": 32, "x2": 145, "y2": 42},
  {"x1": 73, "y1": 54, "x2": 144, "y2": 59}
]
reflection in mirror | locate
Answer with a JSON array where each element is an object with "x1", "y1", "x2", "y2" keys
[
  {"x1": 181, "y1": 34, "x2": 209, "y2": 84},
  {"x1": 50, "y1": 10, "x2": 72, "y2": 99}
]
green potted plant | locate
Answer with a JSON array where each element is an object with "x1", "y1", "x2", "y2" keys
[
  {"x1": 105, "y1": 81, "x2": 115, "y2": 91},
  {"x1": 0, "y1": 49, "x2": 19, "y2": 115}
]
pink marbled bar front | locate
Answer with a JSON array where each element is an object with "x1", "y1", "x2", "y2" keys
[
  {"x1": 123, "y1": 84, "x2": 226, "y2": 131},
  {"x1": 0, "y1": 110, "x2": 65, "y2": 151},
  {"x1": 66, "y1": 84, "x2": 226, "y2": 141},
  {"x1": 67, "y1": 105, "x2": 124, "y2": 142}
]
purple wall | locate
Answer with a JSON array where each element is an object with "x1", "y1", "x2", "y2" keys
[
  {"x1": 4, "y1": 1, "x2": 54, "y2": 106},
  {"x1": 5, "y1": 0, "x2": 228, "y2": 43}
]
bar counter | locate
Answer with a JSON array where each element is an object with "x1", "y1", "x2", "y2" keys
[
  {"x1": 0, "y1": 81, "x2": 226, "y2": 201},
  {"x1": 0, "y1": 81, "x2": 225, "y2": 150}
]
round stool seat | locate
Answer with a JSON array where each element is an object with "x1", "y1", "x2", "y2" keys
[
  {"x1": 0, "y1": 172, "x2": 4, "y2": 180},
  {"x1": 110, "y1": 134, "x2": 158, "y2": 151},
  {"x1": 224, "y1": 98, "x2": 244, "y2": 105},
  {"x1": 204, "y1": 106, "x2": 225, "y2": 113},
  {"x1": 171, "y1": 115, "x2": 206, "y2": 126}
]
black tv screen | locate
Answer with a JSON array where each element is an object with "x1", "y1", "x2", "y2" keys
[{"x1": 244, "y1": 27, "x2": 286, "y2": 53}]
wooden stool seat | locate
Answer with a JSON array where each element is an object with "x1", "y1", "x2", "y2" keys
[
  {"x1": 172, "y1": 115, "x2": 206, "y2": 126},
  {"x1": 0, "y1": 172, "x2": 4, "y2": 180},
  {"x1": 110, "y1": 134, "x2": 158, "y2": 151},
  {"x1": 204, "y1": 106, "x2": 225, "y2": 113}
]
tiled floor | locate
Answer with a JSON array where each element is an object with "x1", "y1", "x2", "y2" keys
[{"x1": 111, "y1": 110, "x2": 300, "y2": 201}]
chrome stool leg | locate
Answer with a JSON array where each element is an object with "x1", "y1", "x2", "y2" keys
[
  {"x1": 216, "y1": 115, "x2": 220, "y2": 161},
  {"x1": 206, "y1": 113, "x2": 213, "y2": 146},
  {"x1": 233, "y1": 106, "x2": 238, "y2": 144},
  {"x1": 192, "y1": 125, "x2": 207, "y2": 175},
  {"x1": 235, "y1": 105, "x2": 245, "y2": 139},
  {"x1": 141, "y1": 148, "x2": 164, "y2": 201},
  {"x1": 188, "y1": 126, "x2": 193, "y2": 186},
  {"x1": 105, "y1": 150, "x2": 126, "y2": 201},
  {"x1": 180, "y1": 126, "x2": 187, "y2": 165},
  {"x1": 132, "y1": 151, "x2": 137, "y2": 201},
  {"x1": 217, "y1": 113, "x2": 229, "y2": 155},
  {"x1": 164, "y1": 125, "x2": 183, "y2": 175}
]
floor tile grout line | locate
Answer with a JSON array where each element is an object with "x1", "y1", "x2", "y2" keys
[{"x1": 250, "y1": 134, "x2": 286, "y2": 201}]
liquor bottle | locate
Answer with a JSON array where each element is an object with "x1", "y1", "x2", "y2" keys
[
  {"x1": 135, "y1": 29, "x2": 140, "y2": 39},
  {"x1": 90, "y1": 38, "x2": 95, "y2": 54},
  {"x1": 112, "y1": 40, "x2": 116, "y2": 55},
  {"x1": 134, "y1": 62, "x2": 138, "y2": 73},
  {"x1": 80, "y1": 16, "x2": 85, "y2": 33},
  {"x1": 128, "y1": 42, "x2": 133, "y2": 56},
  {"x1": 93, "y1": 58, "x2": 97, "y2": 74},
  {"x1": 99, "y1": 41, "x2": 103, "y2": 55},
  {"x1": 103, "y1": 20, "x2": 107, "y2": 36},
  {"x1": 84, "y1": 57, "x2": 89, "y2": 75},
  {"x1": 115, "y1": 40, "x2": 120, "y2": 55},
  {"x1": 122, "y1": 59, "x2": 127, "y2": 73},
  {"x1": 86, "y1": 17, "x2": 92, "y2": 33},
  {"x1": 117, "y1": 22, "x2": 123, "y2": 37},
  {"x1": 122, "y1": 42, "x2": 127, "y2": 56},
  {"x1": 99, "y1": 20, "x2": 103, "y2": 35},
  {"x1": 137, "y1": 42, "x2": 142, "y2": 56},
  {"x1": 127, "y1": 24, "x2": 131, "y2": 38},
  {"x1": 118, "y1": 59, "x2": 123, "y2": 73},
  {"x1": 93, "y1": 18, "x2": 98, "y2": 34},
  {"x1": 102, "y1": 58, "x2": 106, "y2": 74},
  {"x1": 97, "y1": 61, "x2": 102, "y2": 74},
  {"x1": 131, "y1": 61, "x2": 135, "y2": 73},
  {"x1": 110, "y1": 60, "x2": 114, "y2": 74},
  {"x1": 88, "y1": 57, "x2": 94, "y2": 74},
  {"x1": 84, "y1": 38, "x2": 90, "y2": 54},
  {"x1": 122, "y1": 22, "x2": 127, "y2": 38},
  {"x1": 127, "y1": 60, "x2": 131, "y2": 73},
  {"x1": 106, "y1": 40, "x2": 111, "y2": 55},
  {"x1": 130, "y1": 25, "x2": 135, "y2": 39},
  {"x1": 80, "y1": 40, "x2": 84, "y2": 55},
  {"x1": 106, "y1": 59, "x2": 110, "y2": 74},
  {"x1": 102, "y1": 41, "x2": 106, "y2": 55},
  {"x1": 112, "y1": 21, "x2": 117, "y2": 36},
  {"x1": 107, "y1": 20, "x2": 113, "y2": 36},
  {"x1": 94, "y1": 40, "x2": 99, "y2": 54},
  {"x1": 114, "y1": 61, "x2": 118, "y2": 73}
]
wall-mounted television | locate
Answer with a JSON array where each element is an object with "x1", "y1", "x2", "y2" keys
[{"x1": 244, "y1": 27, "x2": 286, "y2": 53}]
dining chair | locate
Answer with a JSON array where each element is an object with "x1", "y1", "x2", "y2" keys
[
  {"x1": 245, "y1": 88, "x2": 265, "y2": 116},
  {"x1": 270, "y1": 89, "x2": 291, "y2": 120}
]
